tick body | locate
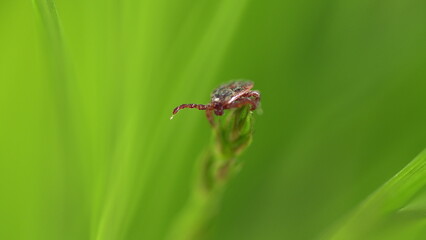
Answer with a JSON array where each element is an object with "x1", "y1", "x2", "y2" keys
[{"x1": 171, "y1": 80, "x2": 260, "y2": 125}]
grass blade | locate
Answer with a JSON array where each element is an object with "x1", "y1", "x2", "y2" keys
[{"x1": 323, "y1": 149, "x2": 426, "y2": 240}]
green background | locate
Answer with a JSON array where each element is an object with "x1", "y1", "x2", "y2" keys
[{"x1": 1, "y1": 0, "x2": 426, "y2": 239}]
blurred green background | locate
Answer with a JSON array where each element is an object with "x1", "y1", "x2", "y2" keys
[{"x1": 1, "y1": 0, "x2": 426, "y2": 239}]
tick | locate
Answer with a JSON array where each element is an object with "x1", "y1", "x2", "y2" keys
[{"x1": 170, "y1": 80, "x2": 261, "y2": 125}]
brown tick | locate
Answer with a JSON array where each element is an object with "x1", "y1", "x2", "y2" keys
[{"x1": 170, "y1": 80, "x2": 261, "y2": 125}]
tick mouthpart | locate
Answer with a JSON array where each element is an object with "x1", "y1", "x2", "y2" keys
[{"x1": 214, "y1": 109, "x2": 224, "y2": 116}]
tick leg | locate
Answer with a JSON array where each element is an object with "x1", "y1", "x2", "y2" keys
[
  {"x1": 170, "y1": 104, "x2": 208, "y2": 119},
  {"x1": 224, "y1": 98, "x2": 258, "y2": 111},
  {"x1": 205, "y1": 109, "x2": 215, "y2": 126},
  {"x1": 242, "y1": 90, "x2": 260, "y2": 104}
]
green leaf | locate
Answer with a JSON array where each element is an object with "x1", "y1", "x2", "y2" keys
[{"x1": 323, "y1": 149, "x2": 426, "y2": 240}]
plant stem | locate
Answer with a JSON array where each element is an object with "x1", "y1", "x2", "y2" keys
[{"x1": 167, "y1": 106, "x2": 255, "y2": 240}]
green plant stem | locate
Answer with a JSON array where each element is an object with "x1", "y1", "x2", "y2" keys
[{"x1": 167, "y1": 106, "x2": 254, "y2": 240}]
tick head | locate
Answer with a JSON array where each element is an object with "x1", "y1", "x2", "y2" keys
[
  {"x1": 212, "y1": 102, "x2": 224, "y2": 116},
  {"x1": 214, "y1": 108, "x2": 224, "y2": 116}
]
